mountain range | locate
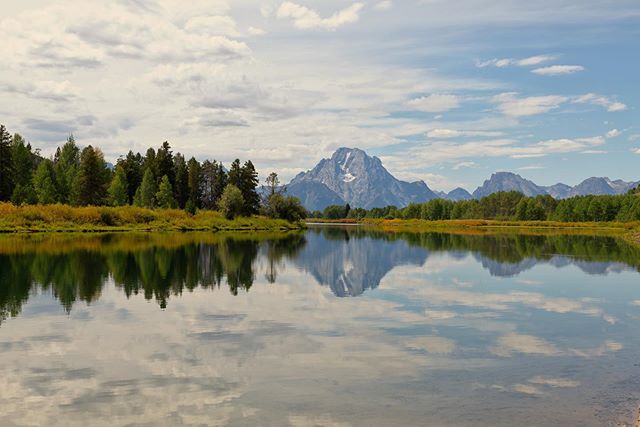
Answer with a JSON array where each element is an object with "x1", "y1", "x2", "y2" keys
[{"x1": 285, "y1": 147, "x2": 639, "y2": 211}]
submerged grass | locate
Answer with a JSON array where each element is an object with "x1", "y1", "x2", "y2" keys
[{"x1": 0, "y1": 203, "x2": 305, "y2": 233}]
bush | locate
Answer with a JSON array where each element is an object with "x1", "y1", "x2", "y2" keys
[
  {"x1": 263, "y1": 193, "x2": 307, "y2": 222},
  {"x1": 218, "y1": 184, "x2": 244, "y2": 220}
]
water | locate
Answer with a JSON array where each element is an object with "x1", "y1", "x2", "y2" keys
[{"x1": 1, "y1": 227, "x2": 640, "y2": 426}]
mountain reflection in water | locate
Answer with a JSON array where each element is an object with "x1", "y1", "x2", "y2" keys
[{"x1": 1, "y1": 228, "x2": 639, "y2": 321}]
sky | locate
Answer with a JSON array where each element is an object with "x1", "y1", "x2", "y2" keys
[{"x1": 1, "y1": 0, "x2": 639, "y2": 192}]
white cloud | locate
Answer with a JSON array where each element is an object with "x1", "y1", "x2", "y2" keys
[
  {"x1": 606, "y1": 129, "x2": 621, "y2": 138},
  {"x1": 517, "y1": 165, "x2": 545, "y2": 170},
  {"x1": 531, "y1": 65, "x2": 585, "y2": 76},
  {"x1": 247, "y1": 26, "x2": 266, "y2": 36},
  {"x1": 426, "y1": 129, "x2": 503, "y2": 138},
  {"x1": 492, "y1": 92, "x2": 568, "y2": 116},
  {"x1": 632, "y1": 148, "x2": 640, "y2": 155},
  {"x1": 277, "y1": 2, "x2": 364, "y2": 30},
  {"x1": 452, "y1": 161, "x2": 478, "y2": 170},
  {"x1": 573, "y1": 93, "x2": 627, "y2": 112},
  {"x1": 374, "y1": 1, "x2": 393, "y2": 11},
  {"x1": 477, "y1": 54, "x2": 556, "y2": 68},
  {"x1": 408, "y1": 94, "x2": 460, "y2": 112}
]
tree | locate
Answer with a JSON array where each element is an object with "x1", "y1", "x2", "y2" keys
[
  {"x1": 228, "y1": 160, "x2": 260, "y2": 216},
  {"x1": 33, "y1": 160, "x2": 58, "y2": 204},
  {"x1": 201, "y1": 160, "x2": 227, "y2": 210},
  {"x1": 173, "y1": 153, "x2": 189, "y2": 209},
  {"x1": 264, "y1": 193, "x2": 307, "y2": 222},
  {"x1": 134, "y1": 168, "x2": 156, "y2": 208},
  {"x1": 218, "y1": 184, "x2": 244, "y2": 219},
  {"x1": 72, "y1": 146, "x2": 110, "y2": 206},
  {"x1": 265, "y1": 172, "x2": 281, "y2": 196},
  {"x1": 155, "y1": 141, "x2": 174, "y2": 187},
  {"x1": 54, "y1": 135, "x2": 80, "y2": 204},
  {"x1": 156, "y1": 175, "x2": 176, "y2": 209},
  {"x1": 117, "y1": 150, "x2": 144, "y2": 204},
  {"x1": 10, "y1": 133, "x2": 37, "y2": 204},
  {"x1": 0, "y1": 125, "x2": 14, "y2": 201},
  {"x1": 186, "y1": 157, "x2": 202, "y2": 210},
  {"x1": 108, "y1": 166, "x2": 129, "y2": 206}
]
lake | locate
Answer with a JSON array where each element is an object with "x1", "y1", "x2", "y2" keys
[{"x1": 1, "y1": 227, "x2": 640, "y2": 426}]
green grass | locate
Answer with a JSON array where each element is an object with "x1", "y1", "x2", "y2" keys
[{"x1": 0, "y1": 203, "x2": 305, "y2": 233}]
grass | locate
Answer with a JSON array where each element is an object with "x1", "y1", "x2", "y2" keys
[{"x1": 0, "y1": 203, "x2": 305, "y2": 233}]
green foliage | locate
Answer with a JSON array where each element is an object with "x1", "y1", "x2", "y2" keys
[
  {"x1": 187, "y1": 157, "x2": 202, "y2": 209},
  {"x1": 155, "y1": 175, "x2": 177, "y2": 209},
  {"x1": 72, "y1": 146, "x2": 110, "y2": 206},
  {"x1": 54, "y1": 135, "x2": 80, "y2": 204},
  {"x1": 0, "y1": 125, "x2": 14, "y2": 201},
  {"x1": 134, "y1": 168, "x2": 157, "y2": 208},
  {"x1": 229, "y1": 159, "x2": 260, "y2": 216},
  {"x1": 155, "y1": 141, "x2": 174, "y2": 187},
  {"x1": 173, "y1": 153, "x2": 189, "y2": 209},
  {"x1": 33, "y1": 160, "x2": 58, "y2": 204},
  {"x1": 117, "y1": 150, "x2": 144, "y2": 204},
  {"x1": 263, "y1": 193, "x2": 307, "y2": 222},
  {"x1": 218, "y1": 184, "x2": 244, "y2": 219},
  {"x1": 323, "y1": 204, "x2": 350, "y2": 219},
  {"x1": 108, "y1": 166, "x2": 129, "y2": 206},
  {"x1": 201, "y1": 160, "x2": 227, "y2": 209}
]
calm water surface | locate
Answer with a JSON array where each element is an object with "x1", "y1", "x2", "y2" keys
[{"x1": 1, "y1": 227, "x2": 640, "y2": 426}]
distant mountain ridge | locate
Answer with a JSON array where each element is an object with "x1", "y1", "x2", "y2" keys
[
  {"x1": 288, "y1": 147, "x2": 437, "y2": 210},
  {"x1": 285, "y1": 148, "x2": 639, "y2": 211}
]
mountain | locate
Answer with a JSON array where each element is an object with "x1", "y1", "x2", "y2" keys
[
  {"x1": 472, "y1": 172, "x2": 547, "y2": 199},
  {"x1": 566, "y1": 177, "x2": 617, "y2": 198},
  {"x1": 289, "y1": 147, "x2": 437, "y2": 209},
  {"x1": 543, "y1": 183, "x2": 572, "y2": 199},
  {"x1": 285, "y1": 181, "x2": 346, "y2": 212},
  {"x1": 445, "y1": 187, "x2": 473, "y2": 201}
]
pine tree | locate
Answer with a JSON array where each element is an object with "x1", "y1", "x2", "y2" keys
[
  {"x1": 201, "y1": 160, "x2": 227, "y2": 209},
  {"x1": 33, "y1": 160, "x2": 58, "y2": 204},
  {"x1": 72, "y1": 145, "x2": 110, "y2": 206},
  {"x1": 155, "y1": 174, "x2": 176, "y2": 209},
  {"x1": 118, "y1": 150, "x2": 144, "y2": 204},
  {"x1": 187, "y1": 157, "x2": 202, "y2": 209},
  {"x1": 108, "y1": 166, "x2": 129, "y2": 206},
  {"x1": 54, "y1": 135, "x2": 80, "y2": 204},
  {"x1": 155, "y1": 141, "x2": 174, "y2": 187},
  {"x1": 0, "y1": 125, "x2": 14, "y2": 201},
  {"x1": 135, "y1": 168, "x2": 156, "y2": 208},
  {"x1": 173, "y1": 153, "x2": 189, "y2": 209},
  {"x1": 239, "y1": 160, "x2": 260, "y2": 216},
  {"x1": 10, "y1": 133, "x2": 36, "y2": 204}
]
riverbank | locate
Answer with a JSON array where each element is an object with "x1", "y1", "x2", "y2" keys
[
  {"x1": 306, "y1": 218, "x2": 640, "y2": 245},
  {"x1": 0, "y1": 203, "x2": 304, "y2": 233}
]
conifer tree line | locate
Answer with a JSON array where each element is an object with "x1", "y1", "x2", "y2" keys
[{"x1": 0, "y1": 124, "x2": 306, "y2": 221}]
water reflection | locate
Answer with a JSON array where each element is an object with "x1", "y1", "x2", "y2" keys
[
  {"x1": 1, "y1": 228, "x2": 640, "y2": 426},
  {"x1": 1, "y1": 229, "x2": 640, "y2": 321}
]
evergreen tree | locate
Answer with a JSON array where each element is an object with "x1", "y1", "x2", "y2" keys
[
  {"x1": 240, "y1": 160, "x2": 260, "y2": 216},
  {"x1": 155, "y1": 141, "x2": 174, "y2": 187},
  {"x1": 187, "y1": 157, "x2": 202, "y2": 209},
  {"x1": 108, "y1": 166, "x2": 129, "y2": 206},
  {"x1": 134, "y1": 168, "x2": 156, "y2": 208},
  {"x1": 10, "y1": 134, "x2": 37, "y2": 204},
  {"x1": 155, "y1": 175, "x2": 176, "y2": 209},
  {"x1": 33, "y1": 160, "x2": 58, "y2": 204},
  {"x1": 72, "y1": 146, "x2": 110, "y2": 206},
  {"x1": 173, "y1": 153, "x2": 189, "y2": 209},
  {"x1": 54, "y1": 135, "x2": 80, "y2": 204},
  {"x1": 201, "y1": 160, "x2": 227, "y2": 209},
  {"x1": 118, "y1": 150, "x2": 144, "y2": 204},
  {"x1": 0, "y1": 125, "x2": 14, "y2": 201}
]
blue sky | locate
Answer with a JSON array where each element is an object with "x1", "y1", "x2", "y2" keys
[{"x1": 1, "y1": 0, "x2": 638, "y2": 191}]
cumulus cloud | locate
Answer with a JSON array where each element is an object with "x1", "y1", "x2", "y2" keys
[
  {"x1": 277, "y1": 2, "x2": 364, "y2": 30},
  {"x1": 408, "y1": 94, "x2": 461, "y2": 112},
  {"x1": 531, "y1": 65, "x2": 585, "y2": 76},
  {"x1": 606, "y1": 129, "x2": 621, "y2": 138}
]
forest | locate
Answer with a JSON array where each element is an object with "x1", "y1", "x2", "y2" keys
[
  {"x1": 313, "y1": 190, "x2": 640, "y2": 223},
  {"x1": 0, "y1": 124, "x2": 305, "y2": 221}
]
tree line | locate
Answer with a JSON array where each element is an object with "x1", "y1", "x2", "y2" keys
[
  {"x1": 0, "y1": 124, "x2": 305, "y2": 221},
  {"x1": 312, "y1": 190, "x2": 640, "y2": 222}
]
